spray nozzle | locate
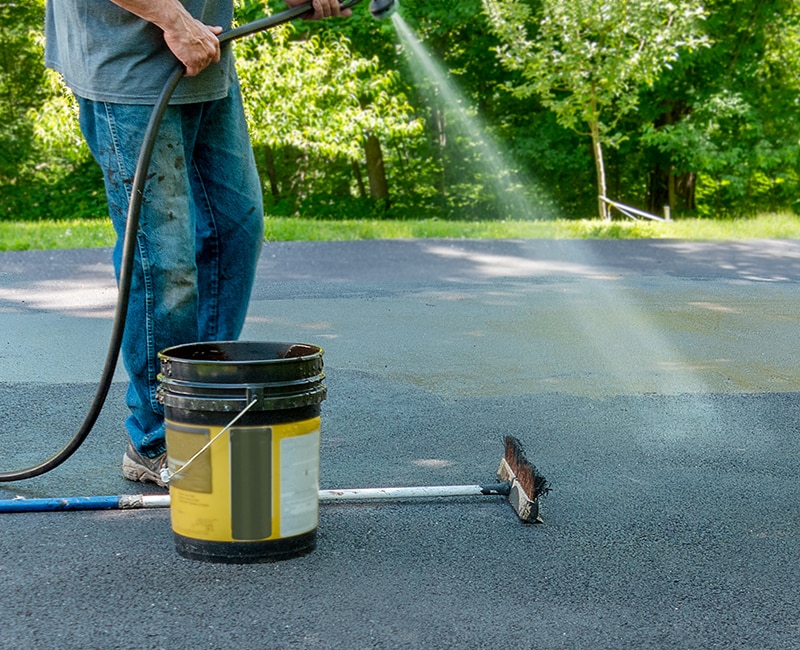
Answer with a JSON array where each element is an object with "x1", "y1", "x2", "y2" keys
[{"x1": 369, "y1": 0, "x2": 397, "y2": 20}]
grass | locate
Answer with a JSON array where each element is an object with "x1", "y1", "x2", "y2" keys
[{"x1": 1, "y1": 213, "x2": 799, "y2": 252}]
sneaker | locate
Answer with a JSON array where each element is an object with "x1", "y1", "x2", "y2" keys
[{"x1": 122, "y1": 442, "x2": 168, "y2": 488}]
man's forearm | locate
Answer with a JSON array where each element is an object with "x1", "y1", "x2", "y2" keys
[{"x1": 107, "y1": 0, "x2": 193, "y2": 31}]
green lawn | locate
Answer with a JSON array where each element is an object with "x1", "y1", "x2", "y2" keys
[{"x1": 1, "y1": 213, "x2": 799, "y2": 251}]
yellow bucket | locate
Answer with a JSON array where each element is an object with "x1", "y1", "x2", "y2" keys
[{"x1": 157, "y1": 341, "x2": 326, "y2": 563}]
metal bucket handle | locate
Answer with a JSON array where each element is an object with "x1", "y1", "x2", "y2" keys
[{"x1": 160, "y1": 397, "x2": 259, "y2": 485}]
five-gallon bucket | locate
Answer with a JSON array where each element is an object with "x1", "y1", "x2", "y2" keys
[{"x1": 157, "y1": 341, "x2": 326, "y2": 563}]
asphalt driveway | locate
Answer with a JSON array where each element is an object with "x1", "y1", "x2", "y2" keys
[{"x1": 1, "y1": 239, "x2": 798, "y2": 649}]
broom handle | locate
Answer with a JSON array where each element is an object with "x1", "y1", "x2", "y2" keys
[
  {"x1": 0, "y1": 494, "x2": 170, "y2": 512},
  {"x1": 319, "y1": 483, "x2": 510, "y2": 500},
  {"x1": 0, "y1": 482, "x2": 511, "y2": 512}
]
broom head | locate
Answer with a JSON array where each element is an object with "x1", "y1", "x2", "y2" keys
[{"x1": 497, "y1": 435, "x2": 550, "y2": 523}]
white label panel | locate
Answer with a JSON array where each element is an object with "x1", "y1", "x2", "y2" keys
[{"x1": 279, "y1": 429, "x2": 320, "y2": 537}]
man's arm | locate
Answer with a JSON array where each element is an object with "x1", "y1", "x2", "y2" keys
[
  {"x1": 108, "y1": 0, "x2": 222, "y2": 77},
  {"x1": 108, "y1": 0, "x2": 350, "y2": 77}
]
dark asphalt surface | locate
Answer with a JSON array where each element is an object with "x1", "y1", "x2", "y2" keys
[{"x1": 1, "y1": 239, "x2": 799, "y2": 649}]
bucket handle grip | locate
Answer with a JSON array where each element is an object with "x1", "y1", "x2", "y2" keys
[
  {"x1": 160, "y1": 397, "x2": 259, "y2": 485},
  {"x1": 246, "y1": 386, "x2": 264, "y2": 408}
]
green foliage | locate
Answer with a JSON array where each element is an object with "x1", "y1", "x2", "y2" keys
[
  {"x1": 234, "y1": 9, "x2": 427, "y2": 217},
  {"x1": 1, "y1": 158, "x2": 107, "y2": 222},
  {"x1": 3, "y1": 0, "x2": 800, "y2": 226},
  {"x1": 482, "y1": 0, "x2": 709, "y2": 218},
  {"x1": 0, "y1": 0, "x2": 104, "y2": 222},
  {"x1": 642, "y1": 90, "x2": 800, "y2": 216},
  {"x1": 391, "y1": 0, "x2": 557, "y2": 220},
  {"x1": 0, "y1": 0, "x2": 47, "y2": 183},
  {"x1": 484, "y1": 0, "x2": 708, "y2": 134},
  {"x1": 639, "y1": 0, "x2": 800, "y2": 216}
]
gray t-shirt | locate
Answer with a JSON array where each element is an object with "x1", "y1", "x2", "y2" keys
[{"x1": 45, "y1": 0, "x2": 235, "y2": 105}]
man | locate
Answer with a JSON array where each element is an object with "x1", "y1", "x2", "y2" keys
[{"x1": 44, "y1": 0, "x2": 347, "y2": 487}]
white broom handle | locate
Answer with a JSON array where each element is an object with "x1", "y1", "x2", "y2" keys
[
  {"x1": 125, "y1": 484, "x2": 508, "y2": 507},
  {"x1": 319, "y1": 484, "x2": 507, "y2": 501},
  {"x1": 1, "y1": 483, "x2": 511, "y2": 512}
]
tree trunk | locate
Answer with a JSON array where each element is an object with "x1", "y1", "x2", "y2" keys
[
  {"x1": 364, "y1": 133, "x2": 389, "y2": 203},
  {"x1": 668, "y1": 167, "x2": 677, "y2": 212},
  {"x1": 351, "y1": 159, "x2": 367, "y2": 198},
  {"x1": 263, "y1": 145, "x2": 279, "y2": 198},
  {"x1": 590, "y1": 123, "x2": 609, "y2": 220},
  {"x1": 676, "y1": 172, "x2": 696, "y2": 211},
  {"x1": 646, "y1": 102, "x2": 697, "y2": 215},
  {"x1": 433, "y1": 91, "x2": 447, "y2": 197}
]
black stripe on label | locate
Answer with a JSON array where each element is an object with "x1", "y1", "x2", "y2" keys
[{"x1": 230, "y1": 426, "x2": 272, "y2": 541}]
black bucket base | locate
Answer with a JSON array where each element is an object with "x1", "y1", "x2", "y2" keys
[{"x1": 174, "y1": 530, "x2": 317, "y2": 564}]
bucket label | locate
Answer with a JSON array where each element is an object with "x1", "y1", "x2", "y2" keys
[
  {"x1": 165, "y1": 423, "x2": 212, "y2": 493},
  {"x1": 166, "y1": 417, "x2": 320, "y2": 543}
]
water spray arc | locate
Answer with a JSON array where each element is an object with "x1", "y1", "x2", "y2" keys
[{"x1": 391, "y1": 14, "x2": 552, "y2": 221}]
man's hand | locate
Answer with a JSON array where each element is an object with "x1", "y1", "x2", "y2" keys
[
  {"x1": 162, "y1": 16, "x2": 223, "y2": 77},
  {"x1": 285, "y1": 0, "x2": 352, "y2": 20},
  {"x1": 109, "y1": 0, "x2": 222, "y2": 77}
]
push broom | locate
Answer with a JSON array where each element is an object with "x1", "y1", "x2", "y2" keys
[{"x1": 0, "y1": 436, "x2": 550, "y2": 523}]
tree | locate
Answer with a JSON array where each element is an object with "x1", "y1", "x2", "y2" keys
[
  {"x1": 0, "y1": 0, "x2": 103, "y2": 222},
  {"x1": 640, "y1": 0, "x2": 800, "y2": 216},
  {"x1": 483, "y1": 0, "x2": 707, "y2": 219},
  {"x1": 0, "y1": 0, "x2": 47, "y2": 184},
  {"x1": 235, "y1": 20, "x2": 422, "y2": 211}
]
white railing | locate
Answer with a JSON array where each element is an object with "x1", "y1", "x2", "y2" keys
[{"x1": 600, "y1": 196, "x2": 670, "y2": 222}]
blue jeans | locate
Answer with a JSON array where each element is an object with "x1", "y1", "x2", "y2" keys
[{"x1": 78, "y1": 83, "x2": 264, "y2": 458}]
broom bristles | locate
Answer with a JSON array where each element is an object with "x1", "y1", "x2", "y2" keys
[{"x1": 503, "y1": 435, "x2": 551, "y2": 500}]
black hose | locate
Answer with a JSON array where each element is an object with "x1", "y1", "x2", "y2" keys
[{"x1": 0, "y1": 0, "x2": 365, "y2": 482}]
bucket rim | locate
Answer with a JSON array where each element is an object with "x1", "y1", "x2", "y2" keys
[
  {"x1": 158, "y1": 340, "x2": 325, "y2": 365},
  {"x1": 158, "y1": 374, "x2": 326, "y2": 392}
]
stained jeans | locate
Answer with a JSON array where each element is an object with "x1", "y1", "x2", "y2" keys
[{"x1": 78, "y1": 83, "x2": 264, "y2": 458}]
